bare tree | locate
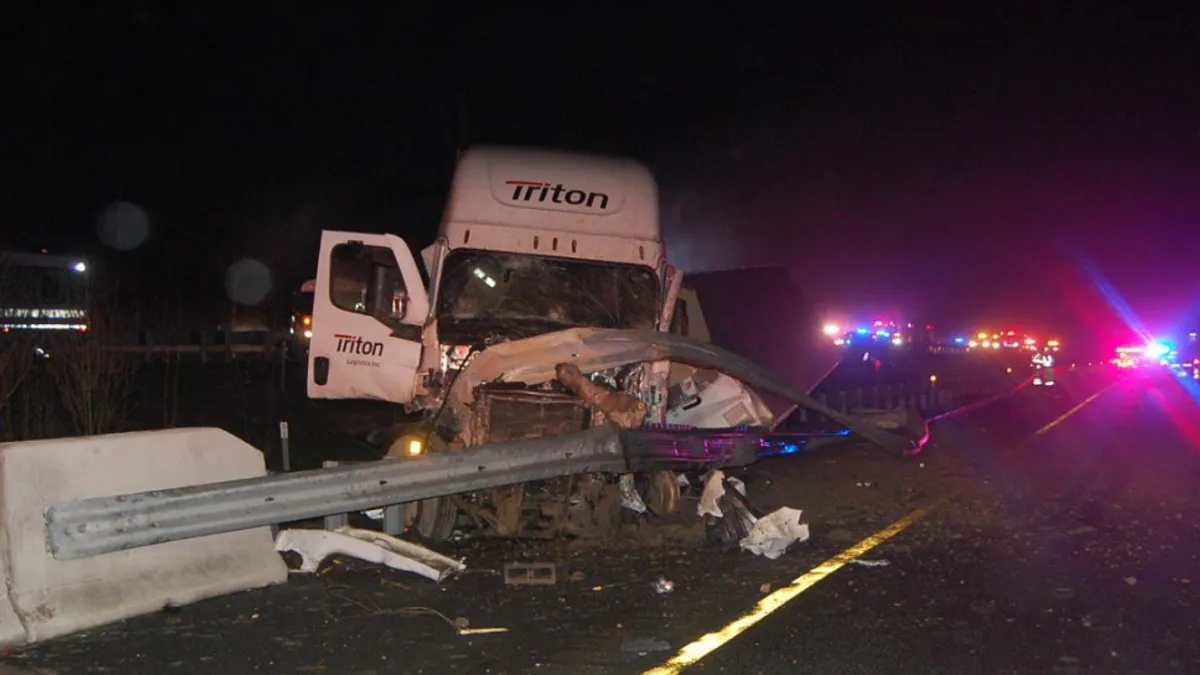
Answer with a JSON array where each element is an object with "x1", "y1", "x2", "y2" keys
[
  {"x1": 0, "y1": 333, "x2": 36, "y2": 432},
  {"x1": 45, "y1": 288, "x2": 141, "y2": 436},
  {"x1": 0, "y1": 265, "x2": 35, "y2": 428}
]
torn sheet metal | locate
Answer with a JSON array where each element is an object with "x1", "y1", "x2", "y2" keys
[
  {"x1": 447, "y1": 327, "x2": 916, "y2": 456},
  {"x1": 556, "y1": 362, "x2": 648, "y2": 429},
  {"x1": 739, "y1": 507, "x2": 810, "y2": 560},
  {"x1": 274, "y1": 527, "x2": 465, "y2": 582},
  {"x1": 618, "y1": 473, "x2": 648, "y2": 513}
]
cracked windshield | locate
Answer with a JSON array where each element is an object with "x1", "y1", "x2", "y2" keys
[{"x1": 436, "y1": 249, "x2": 659, "y2": 343}]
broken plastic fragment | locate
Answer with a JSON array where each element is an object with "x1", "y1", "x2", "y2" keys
[
  {"x1": 619, "y1": 473, "x2": 648, "y2": 513},
  {"x1": 274, "y1": 527, "x2": 466, "y2": 582},
  {"x1": 849, "y1": 559, "x2": 891, "y2": 567},
  {"x1": 739, "y1": 507, "x2": 810, "y2": 560},
  {"x1": 698, "y1": 469, "x2": 726, "y2": 518},
  {"x1": 621, "y1": 637, "x2": 671, "y2": 653}
]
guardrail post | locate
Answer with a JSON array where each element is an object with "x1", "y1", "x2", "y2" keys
[
  {"x1": 855, "y1": 387, "x2": 864, "y2": 409},
  {"x1": 382, "y1": 505, "x2": 405, "y2": 536},
  {"x1": 320, "y1": 460, "x2": 350, "y2": 530},
  {"x1": 838, "y1": 390, "x2": 848, "y2": 413},
  {"x1": 871, "y1": 385, "x2": 880, "y2": 408}
]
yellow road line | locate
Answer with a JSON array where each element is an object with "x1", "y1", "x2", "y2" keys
[
  {"x1": 643, "y1": 381, "x2": 1113, "y2": 674},
  {"x1": 1028, "y1": 383, "x2": 1114, "y2": 440},
  {"x1": 642, "y1": 508, "x2": 930, "y2": 675}
]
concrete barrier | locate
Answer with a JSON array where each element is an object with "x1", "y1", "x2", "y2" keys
[{"x1": 0, "y1": 427, "x2": 287, "y2": 648}]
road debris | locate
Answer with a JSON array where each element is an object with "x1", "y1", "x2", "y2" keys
[
  {"x1": 619, "y1": 473, "x2": 649, "y2": 513},
  {"x1": 503, "y1": 562, "x2": 557, "y2": 586},
  {"x1": 653, "y1": 577, "x2": 675, "y2": 594},
  {"x1": 274, "y1": 527, "x2": 465, "y2": 582},
  {"x1": 701, "y1": 470, "x2": 807, "y2": 558},
  {"x1": 739, "y1": 507, "x2": 811, "y2": 560},
  {"x1": 698, "y1": 470, "x2": 727, "y2": 517},
  {"x1": 849, "y1": 559, "x2": 891, "y2": 567},
  {"x1": 621, "y1": 637, "x2": 671, "y2": 654}
]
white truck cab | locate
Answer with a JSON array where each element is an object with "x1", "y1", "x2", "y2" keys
[{"x1": 307, "y1": 145, "x2": 670, "y2": 409}]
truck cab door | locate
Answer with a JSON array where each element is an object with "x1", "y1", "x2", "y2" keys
[{"x1": 307, "y1": 231, "x2": 430, "y2": 404}]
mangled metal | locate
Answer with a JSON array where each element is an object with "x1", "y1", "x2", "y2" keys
[
  {"x1": 555, "y1": 362, "x2": 647, "y2": 430},
  {"x1": 448, "y1": 327, "x2": 918, "y2": 456}
]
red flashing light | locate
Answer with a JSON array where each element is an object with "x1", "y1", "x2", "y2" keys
[{"x1": 874, "y1": 320, "x2": 884, "y2": 327}]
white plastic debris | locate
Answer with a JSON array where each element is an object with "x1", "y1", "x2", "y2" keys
[
  {"x1": 274, "y1": 527, "x2": 466, "y2": 582},
  {"x1": 653, "y1": 577, "x2": 675, "y2": 594},
  {"x1": 739, "y1": 507, "x2": 810, "y2": 560},
  {"x1": 726, "y1": 477, "x2": 747, "y2": 496},
  {"x1": 697, "y1": 469, "x2": 727, "y2": 518},
  {"x1": 698, "y1": 471, "x2": 747, "y2": 518},
  {"x1": 619, "y1": 473, "x2": 649, "y2": 513},
  {"x1": 849, "y1": 559, "x2": 891, "y2": 567}
]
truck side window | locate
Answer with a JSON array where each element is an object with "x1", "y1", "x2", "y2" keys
[{"x1": 329, "y1": 243, "x2": 409, "y2": 327}]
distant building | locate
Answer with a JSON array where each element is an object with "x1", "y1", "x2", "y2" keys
[{"x1": 0, "y1": 250, "x2": 90, "y2": 332}]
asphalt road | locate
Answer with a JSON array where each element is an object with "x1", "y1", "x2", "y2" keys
[{"x1": 4, "y1": 368, "x2": 1199, "y2": 675}]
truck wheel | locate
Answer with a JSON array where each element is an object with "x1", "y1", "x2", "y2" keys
[
  {"x1": 414, "y1": 496, "x2": 458, "y2": 544},
  {"x1": 640, "y1": 470, "x2": 680, "y2": 518}
]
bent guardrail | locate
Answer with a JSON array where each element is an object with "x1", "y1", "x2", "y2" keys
[{"x1": 45, "y1": 423, "x2": 769, "y2": 561}]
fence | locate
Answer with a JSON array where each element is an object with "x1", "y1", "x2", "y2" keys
[{"x1": 102, "y1": 330, "x2": 296, "y2": 363}]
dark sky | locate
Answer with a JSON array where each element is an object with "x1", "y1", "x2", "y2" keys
[{"x1": 5, "y1": 3, "x2": 1200, "y2": 353}]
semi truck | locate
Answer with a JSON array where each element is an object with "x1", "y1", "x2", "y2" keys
[{"x1": 305, "y1": 145, "x2": 908, "y2": 542}]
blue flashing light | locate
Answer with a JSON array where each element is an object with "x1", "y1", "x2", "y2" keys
[
  {"x1": 876, "y1": 329, "x2": 891, "y2": 337},
  {"x1": 954, "y1": 337, "x2": 966, "y2": 344},
  {"x1": 1147, "y1": 342, "x2": 1172, "y2": 358},
  {"x1": 856, "y1": 327, "x2": 869, "y2": 335}
]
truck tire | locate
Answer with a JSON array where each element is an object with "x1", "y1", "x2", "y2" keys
[
  {"x1": 414, "y1": 496, "x2": 458, "y2": 544},
  {"x1": 640, "y1": 470, "x2": 680, "y2": 518}
]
